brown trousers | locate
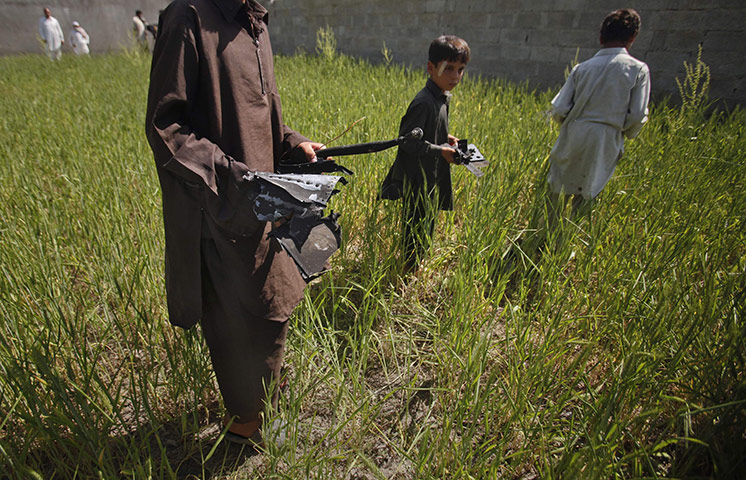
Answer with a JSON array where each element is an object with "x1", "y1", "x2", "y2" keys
[{"x1": 200, "y1": 235, "x2": 289, "y2": 423}]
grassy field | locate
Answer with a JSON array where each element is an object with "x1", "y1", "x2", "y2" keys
[{"x1": 0, "y1": 46, "x2": 744, "y2": 479}]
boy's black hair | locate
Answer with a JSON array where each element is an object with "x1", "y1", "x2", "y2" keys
[
  {"x1": 600, "y1": 9, "x2": 641, "y2": 44},
  {"x1": 428, "y1": 35, "x2": 470, "y2": 65}
]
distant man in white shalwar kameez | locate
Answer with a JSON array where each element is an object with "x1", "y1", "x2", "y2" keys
[
  {"x1": 69, "y1": 21, "x2": 90, "y2": 56},
  {"x1": 132, "y1": 10, "x2": 148, "y2": 51},
  {"x1": 38, "y1": 8, "x2": 64, "y2": 60},
  {"x1": 546, "y1": 8, "x2": 650, "y2": 225}
]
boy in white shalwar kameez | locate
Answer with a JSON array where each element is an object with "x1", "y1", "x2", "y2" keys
[{"x1": 546, "y1": 9, "x2": 650, "y2": 225}]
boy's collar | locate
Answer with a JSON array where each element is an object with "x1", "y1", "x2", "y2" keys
[{"x1": 426, "y1": 78, "x2": 452, "y2": 101}]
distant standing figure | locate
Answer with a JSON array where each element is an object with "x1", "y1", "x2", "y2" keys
[
  {"x1": 69, "y1": 21, "x2": 90, "y2": 56},
  {"x1": 133, "y1": 10, "x2": 148, "y2": 50},
  {"x1": 38, "y1": 8, "x2": 64, "y2": 60},
  {"x1": 546, "y1": 8, "x2": 650, "y2": 223}
]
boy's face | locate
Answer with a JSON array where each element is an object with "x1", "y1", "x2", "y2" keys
[{"x1": 427, "y1": 60, "x2": 467, "y2": 92}]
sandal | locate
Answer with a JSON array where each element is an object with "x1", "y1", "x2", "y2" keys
[{"x1": 224, "y1": 429, "x2": 263, "y2": 446}]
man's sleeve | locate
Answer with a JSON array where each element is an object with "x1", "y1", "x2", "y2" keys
[
  {"x1": 623, "y1": 64, "x2": 651, "y2": 139},
  {"x1": 551, "y1": 66, "x2": 577, "y2": 124},
  {"x1": 145, "y1": 7, "x2": 245, "y2": 197}
]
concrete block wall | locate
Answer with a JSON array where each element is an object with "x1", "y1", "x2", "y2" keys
[
  {"x1": 265, "y1": 0, "x2": 746, "y2": 106},
  {"x1": 1, "y1": 0, "x2": 743, "y2": 105}
]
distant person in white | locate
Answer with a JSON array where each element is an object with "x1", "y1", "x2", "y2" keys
[
  {"x1": 69, "y1": 21, "x2": 90, "y2": 56},
  {"x1": 547, "y1": 8, "x2": 651, "y2": 221},
  {"x1": 38, "y1": 7, "x2": 64, "y2": 60},
  {"x1": 132, "y1": 10, "x2": 148, "y2": 50}
]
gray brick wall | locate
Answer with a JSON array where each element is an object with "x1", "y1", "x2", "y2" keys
[
  {"x1": 264, "y1": 0, "x2": 746, "y2": 106},
  {"x1": 1, "y1": 0, "x2": 743, "y2": 105}
]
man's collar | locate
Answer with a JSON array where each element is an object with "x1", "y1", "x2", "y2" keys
[
  {"x1": 212, "y1": 0, "x2": 243, "y2": 21},
  {"x1": 212, "y1": 0, "x2": 268, "y2": 23},
  {"x1": 595, "y1": 47, "x2": 628, "y2": 57}
]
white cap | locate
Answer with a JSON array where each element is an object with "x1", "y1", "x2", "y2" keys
[{"x1": 72, "y1": 21, "x2": 80, "y2": 27}]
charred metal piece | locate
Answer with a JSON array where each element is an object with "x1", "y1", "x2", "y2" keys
[
  {"x1": 268, "y1": 213, "x2": 342, "y2": 281},
  {"x1": 452, "y1": 140, "x2": 489, "y2": 177},
  {"x1": 245, "y1": 172, "x2": 345, "y2": 222},
  {"x1": 242, "y1": 172, "x2": 347, "y2": 281}
]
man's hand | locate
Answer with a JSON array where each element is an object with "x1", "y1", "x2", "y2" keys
[
  {"x1": 298, "y1": 142, "x2": 326, "y2": 162},
  {"x1": 447, "y1": 134, "x2": 459, "y2": 146},
  {"x1": 441, "y1": 146, "x2": 457, "y2": 164}
]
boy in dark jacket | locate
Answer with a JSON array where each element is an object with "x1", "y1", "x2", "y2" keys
[{"x1": 380, "y1": 35, "x2": 470, "y2": 272}]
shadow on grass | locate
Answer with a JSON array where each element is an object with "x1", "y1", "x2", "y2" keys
[
  {"x1": 6, "y1": 403, "x2": 261, "y2": 480},
  {"x1": 121, "y1": 406, "x2": 261, "y2": 479},
  {"x1": 670, "y1": 407, "x2": 746, "y2": 480}
]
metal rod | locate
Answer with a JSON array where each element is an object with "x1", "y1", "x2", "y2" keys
[{"x1": 316, "y1": 128, "x2": 423, "y2": 159}]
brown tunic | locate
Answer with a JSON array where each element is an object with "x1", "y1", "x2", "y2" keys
[{"x1": 145, "y1": 0, "x2": 306, "y2": 329}]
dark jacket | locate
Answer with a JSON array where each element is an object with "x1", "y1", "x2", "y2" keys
[
  {"x1": 145, "y1": 0, "x2": 306, "y2": 328},
  {"x1": 380, "y1": 79, "x2": 453, "y2": 210}
]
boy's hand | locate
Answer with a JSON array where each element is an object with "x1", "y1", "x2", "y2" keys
[
  {"x1": 441, "y1": 147, "x2": 457, "y2": 164},
  {"x1": 298, "y1": 141, "x2": 327, "y2": 162}
]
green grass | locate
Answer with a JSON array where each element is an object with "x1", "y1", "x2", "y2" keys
[{"x1": 0, "y1": 49, "x2": 744, "y2": 479}]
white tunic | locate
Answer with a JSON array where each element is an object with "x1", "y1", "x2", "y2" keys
[
  {"x1": 548, "y1": 47, "x2": 650, "y2": 199},
  {"x1": 133, "y1": 16, "x2": 146, "y2": 42},
  {"x1": 70, "y1": 28, "x2": 90, "y2": 55},
  {"x1": 38, "y1": 16, "x2": 64, "y2": 52}
]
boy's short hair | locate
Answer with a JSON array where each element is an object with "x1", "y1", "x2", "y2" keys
[
  {"x1": 600, "y1": 9, "x2": 641, "y2": 44},
  {"x1": 428, "y1": 35, "x2": 471, "y2": 65}
]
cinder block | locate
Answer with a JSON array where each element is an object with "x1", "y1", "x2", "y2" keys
[
  {"x1": 576, "y1": 10, "x2": 610, "y2": 31},
  {"x1": 460, "y1": 13, "x2": 491, "y2": 29},
  {"x1": 498, "y1": 44, "x2": 531, "y2": 60},
  {"x1": 514, "y1": 12, "x2": 542, "y2": 29},
  {"x1": 632, "y1": 30, "x2": 654, "y2": 52},
  {"x1": 647, "y1": 51, "x2": 692, "y2": 72},
  {"x1": 703, "y1": 31, "x2": 746, "y2": 54},
  {"x1": 558, "y1": 46, "x2": 595, "y2": 63},
  {"x1": 488, "y1": 13, "x2": 516, "y2": 28},
  {"x1": 500, "y1": 28, "x2": 529, "y2": 44},
  {"x1": 557, "y1": 29, "x2": 595, "y2": 48},
  {"x1": 710, "y1": 75, "x2": 744, "y2": 101},
  {"x1": 540, "y1": 11, "x2": 580, "y2": 29},
  {"x1": 692, "y1": 8, "x2": 746, "y2": 31},
  {"x1": 425, "y1": 0, "x2": 447, "y2": 13},
  {"x1": 663, "y1": 30, "x2": 707, "y2": 52},
  {"x1": 655, "y1": 10, "x2": 711, "y2": 30},
  {"x1": 542, "y1": 0, "x2": 588, "y2": 11},
  {"x1": 530, "y1": 45, "x2": 561, "y2": 62},
  {"x1": 672, "y1": 0, "x2": 742, "y2": 10},
  {"x1": 647, "y1": 30, "x2": 668, "y2": 51},
  {"x1": 528, "y1": 29, "x2": 565, "y2": 47},
  {"x1": 703, "y1": 50, "x2": 743, "y2": 72}
]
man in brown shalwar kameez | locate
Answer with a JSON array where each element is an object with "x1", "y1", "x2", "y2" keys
[{"x1": 145, "y1": 0, "x2": 323, "y2": 444}]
